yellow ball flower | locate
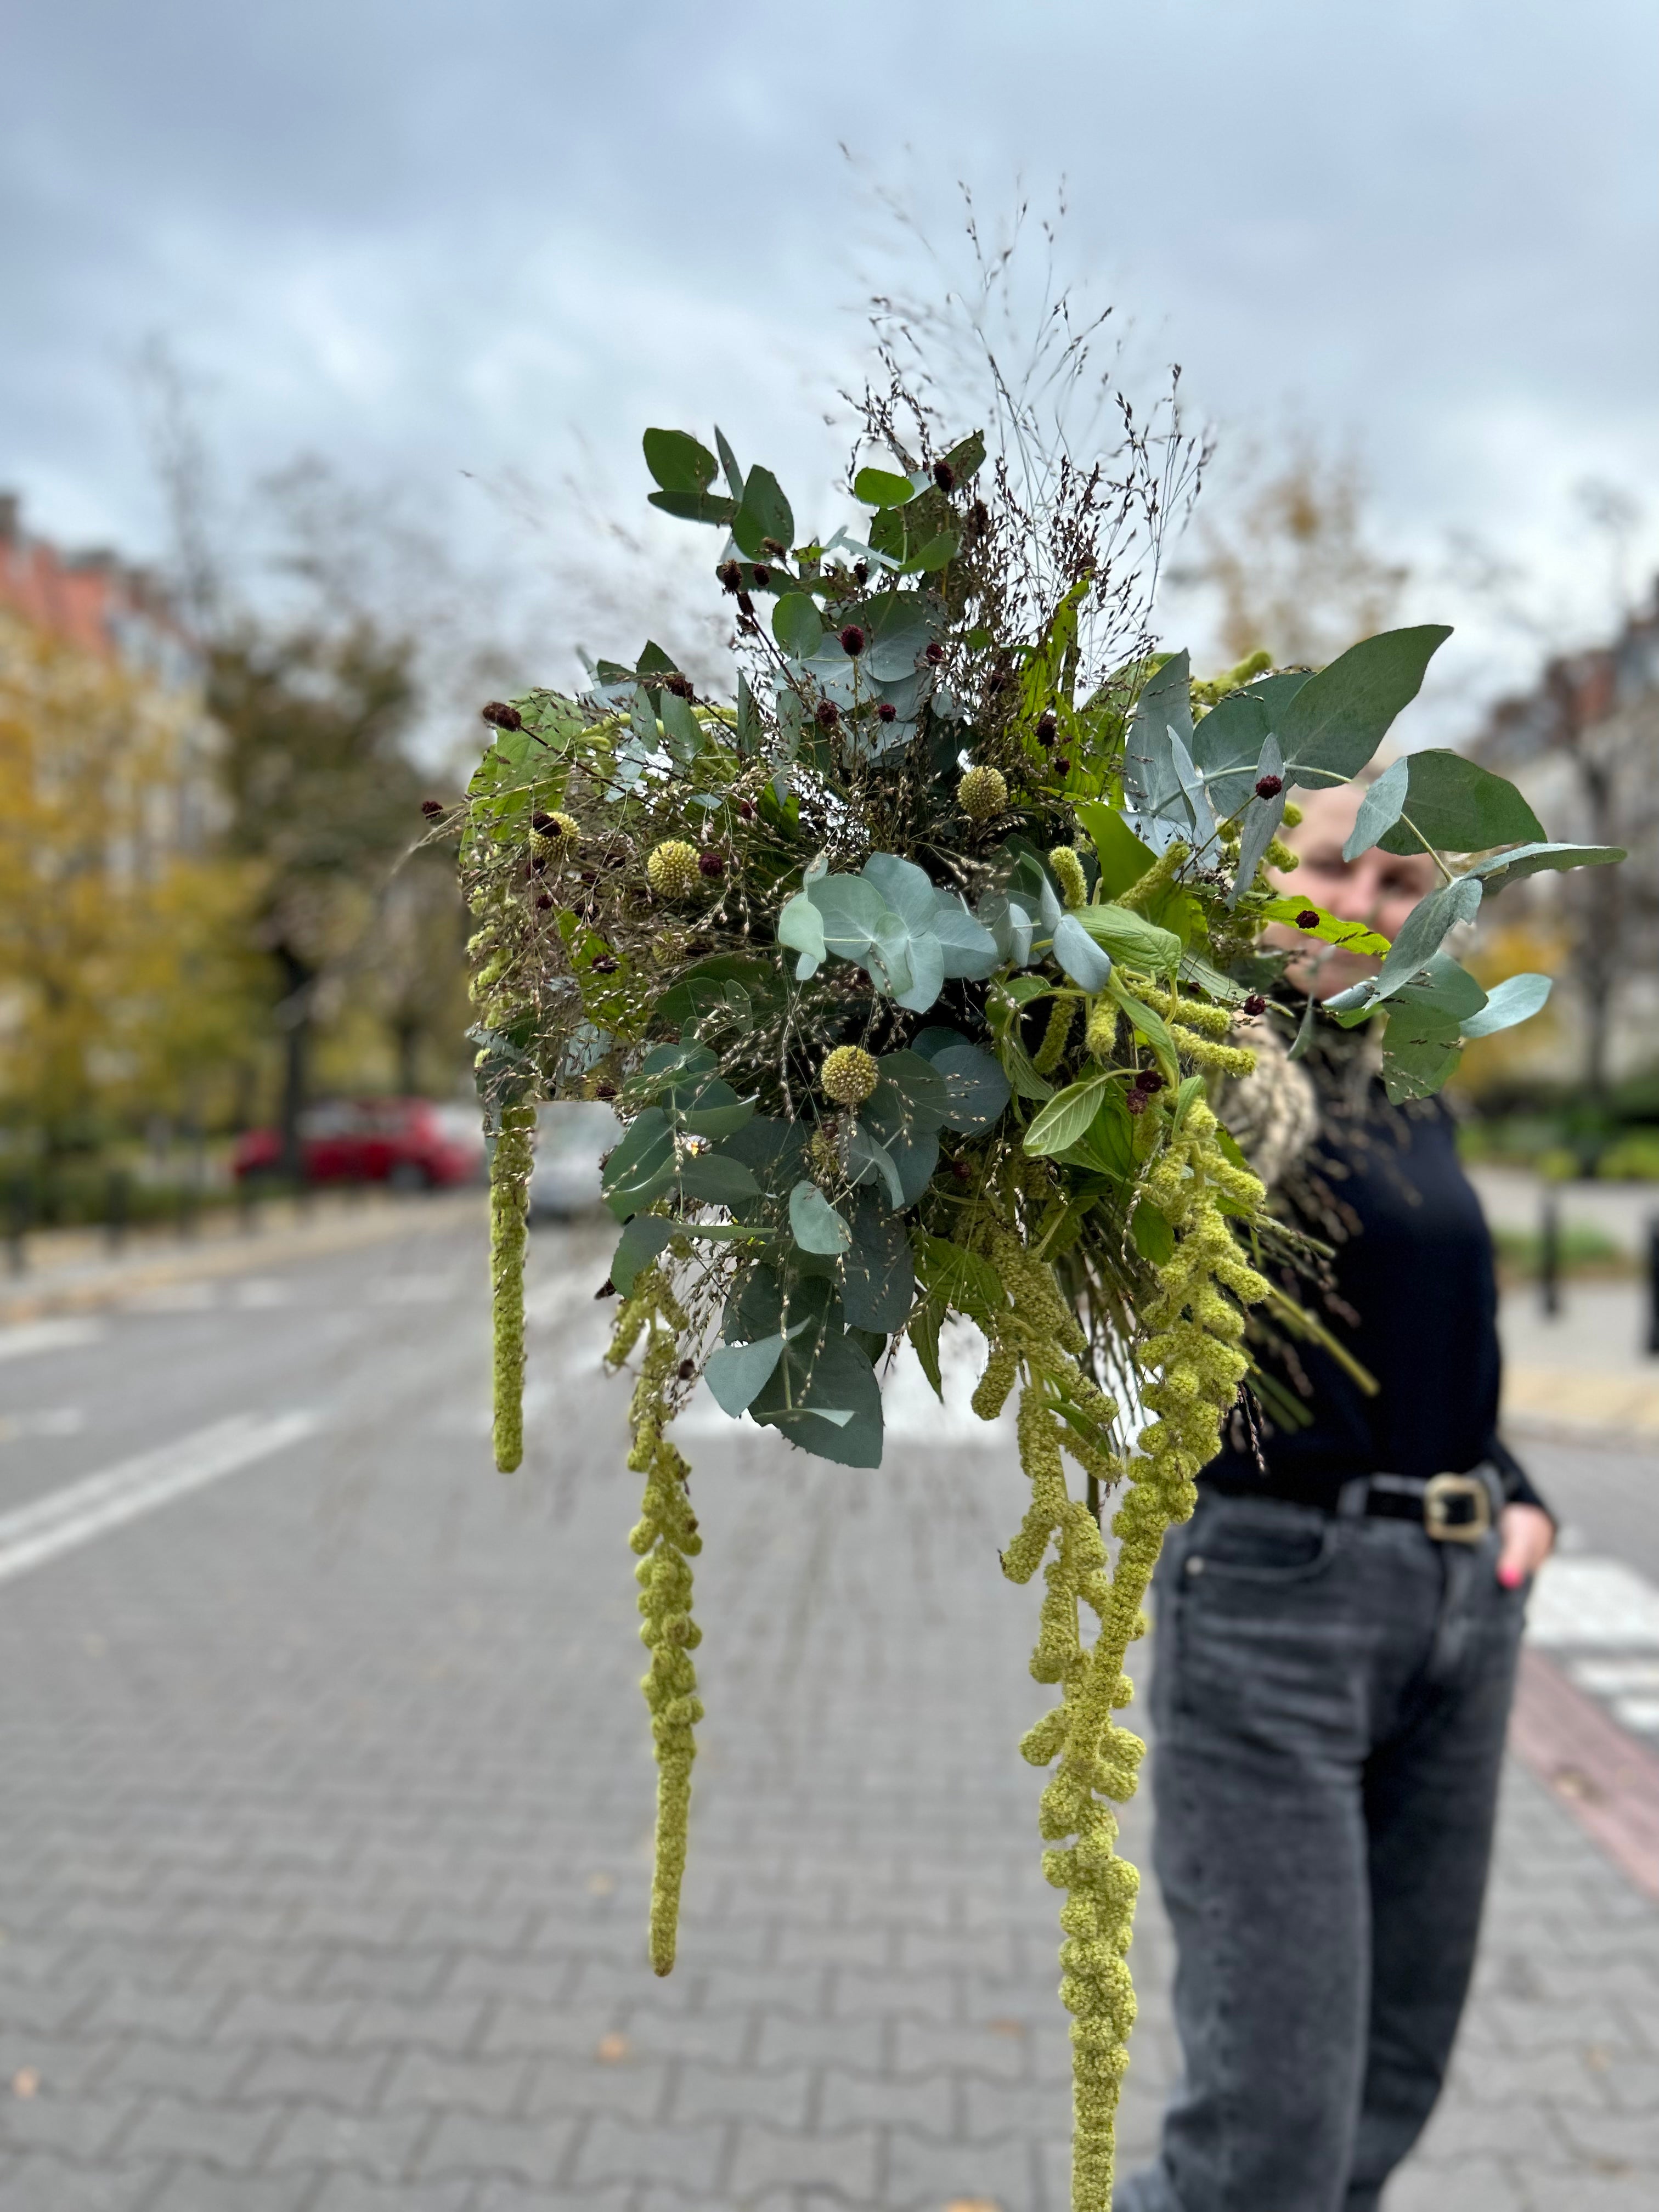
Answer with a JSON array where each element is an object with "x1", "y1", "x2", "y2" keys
[
  {"x1": 821, "y1": 1045, "x2": 879, "y2": 1106},
  {"x1": 530, "y1": 810, "x2": 580, "y2": 860},
  {"x1": 958, "y1": 764, "x2": 1008, "y2": 821},
  {"x1": 647, "y1": 839, "x2": 702, "y2": 901}
]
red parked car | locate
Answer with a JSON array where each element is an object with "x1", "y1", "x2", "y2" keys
[{"x1": 233, "y1": 1099, "x2": 484, "y2": 1190}]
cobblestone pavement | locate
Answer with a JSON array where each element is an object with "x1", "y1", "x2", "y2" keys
[{"x1": 0, "y1": 1215, "x2": 1656, "y2": 2209}]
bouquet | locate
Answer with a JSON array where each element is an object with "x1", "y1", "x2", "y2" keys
[{"x1": 453, "y1": 415, "x2": 1618, "y2": 2209}]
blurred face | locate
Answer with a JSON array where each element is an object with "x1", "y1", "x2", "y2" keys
[{"x1": 1265, "y1": 782, "x2": 1439, "y2": 1000}]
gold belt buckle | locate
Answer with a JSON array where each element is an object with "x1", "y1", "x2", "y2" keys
[{"x1": 1422, "y1": 1471, "x2": 1492, "y2": 1544}]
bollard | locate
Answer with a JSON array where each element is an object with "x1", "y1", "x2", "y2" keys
[
  {"x1": 105, "y1": 1168, "x2": 130, "y2": 1255},
  {"x1": 1647, "y1": 1217, "x2": 1659, "y2": 1358},
  {"x1": 1540, "y1": 1191, "x2": 1561, "y2": 1319}
]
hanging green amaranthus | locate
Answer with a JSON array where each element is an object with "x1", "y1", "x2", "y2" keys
[
  {"x1": 488, "y1": 1102, "x2": 534, "y2": 1474},
  {"x1": 606, "y1": 1263, "x2": 703, "y2": 1974}
]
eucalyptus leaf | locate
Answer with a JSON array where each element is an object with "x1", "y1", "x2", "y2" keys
[
  {"x1": 610, "y1": 1214, "x2": 675, "y2": 1295},
  {"x1": 772, "y1": 592, "x2": 825, "y2": 660},
  {"x1": 776, "y1": 891, "x2": 826, "y2": 977},
  {"x1": 846, "y1": 1125, "x2": 906, "y2": 1209},
  {"x1": 731, "y1": 465, "x2": 794, "y2": 560},
  {"x1": 1228, "y1": 733, "x2": 1288, "y2": 909},
  {"x1": 1465, "y1": 842, "x2": 1626, "y2": 895},
  {"x1": 1459, "y1": 971, "x2": 1553, "y2": 1037},
  {"x1": 679, "y1": 1153, "x2": 761, "y2": 1207},
  {"x1": 1342, "y1": 756, "x2": 1410, "y2": 861},
  {"x1": 642, "y1": 428, "x2": 718, "y2": 493},
  {"x1": 1279, "y1": 625, "x2": 1452, "y2": 787},
  {"x1": 930, "y1": 1042, "x2": 1012, "y2": 1132},
  {"x1": 714, "y1": 426, "x2": 745, "y2": 500},
  {"x1": 854, "y1": 466, "x2": 916, "y2": 508},
  {"x1": 840, "y1": 1193, "x2": 915, "y2": 1332},
  {"x1": 601, "y1": 1109, "x2": 675, "y2": 1220},
  {"x1": 1053, "y1": 912, "x2": 1115, "y2": 991},
  {"x1": 789, "y1": 1180, "x2": 852, "y2": 1256},
  {"x1": 1372, "y1": 876, "x2": 1485, "y2": 1002},
  {"x1": 703, "y1": 1334, "x2": 786, "y2": 1415},
  {"x1": 1375, "y1": 750, "x2": 1545, "y2": 856},
  {"x1": 647, "y1": 489, "x2": 736, "y2": 526}
]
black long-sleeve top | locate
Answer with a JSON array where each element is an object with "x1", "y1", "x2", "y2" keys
[{"x1": 1203, "y1": 1060, "x2": 1549, "y2": 1517}]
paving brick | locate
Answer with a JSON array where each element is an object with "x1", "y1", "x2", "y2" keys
[
  {"x1": 307, "y1": 2177, "x2": 474, "y2": 2212},
  {"x1": 523, "y1": 2055, "x2": 670, "y2": 2123},
  {"x1": 217, "y1": 1993, "x2": 356, "y2": 2049},
  {"x1": 670, "y1": 2062, "x2": 812, "y2": 2129},
  {"x1": 419, "y1": 2106, "x2": 579, "y2": 2183},
  {"x1": 264, "y1": 2100, "x2": 428, "y2": 2175},
  {"x1": 379, "y1": 2050, "x2": 531, "y2": 2116},
  {"x1": 345, "y1": 1995, "x2": 489, "y2": 2054},
  {"x1": 572, "y1": 2113, "x2": 729, "y2": 2192},
  {"x1": 818, "y1": 2063, "x2": 955, "y2": 2133},
  {"x1": 0, "y1": 2152, "x2": 157, "y2": 2211},
  {"x1": 727, "y1": 2119, "x2": 881, "y2": 2197},
  {"x1": 144, "y1": 2168, "x2": 316, "y2": 2212},
  {"x1": 885, "y1": 2123, "x2": 1038, "y2": 2212},
  {"x1": 235, "y1": 2042, "x2": 391, "y2": 2107},
  {"x1": 0, "y1": 2091, "x2": 137, "y2": 2160},
  {"x1": 121, "y1": 2092, "x2": 284, "y2": 2169}
]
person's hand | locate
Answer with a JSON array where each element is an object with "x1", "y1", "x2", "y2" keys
[{"x1": 1496, "y1": 1502, "x2": 1555, "y2": 1589}]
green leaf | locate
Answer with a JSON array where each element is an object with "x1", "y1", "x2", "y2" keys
[
  {"x1": 675, "y1": 1082, "x2": 758, "y2": 1140},
  {"x1": 601, "y1": 1109, "x2": 675, "y2": 1220},
  {"x1": 647, "y1": 489, "x2": 736, "y2": 526},
  {"x1": 1054, "y1": 1085, "x2": 1135, "y2": 1181},
  {"x1": 679, "y1": 1153, "x2": 762, "y2": 1207},
  {"x1": 735, "y1": 669, "x2": 761, "y2": 753},
  {"x1": 1052, "y1": 913, "x2": 1114, "y2": 991},
  {"x1": 1381, "y1": 1003, "x2": 1464, "y2": 1102},
  {"x1": 610, "y1": 1214, "x2": 675, "y2": 1295},
  {"x1": 840, "y1": 1194, "x2": 915, "y2": 1333},
  {"x1": 1255, "y1": 895, "x2": 1392, "y2": 959},
  {"x1": 872, "y1": 1048, "x2": 950, "y2": 1133},
  {"x1": 776, "y1": 889, "x2": 828, "y2": 977},
  {"x1": 1107, "y1": 974, "x2": 1180, "y2": 1078},
  {"x1": 772, "y1": 592, "x2": 825, "y2": 660},
  {"x1": 1342, "y1": 755, "x2": 1410, "y2": 861},
  {"x1": 731, "y1": 464, "x2": 794, "y2": 560},
  {"x1": 1465, "y1": 842, "x2": 1626, "y2": 895},
  {"x1": 1373, "y1": 876, "x2": 1484, "y2": 1002},
  {"x1": 643, "y1": 428, "x2": 718, "y2": 493},
  {"x1": 1390, "y1": 950, "x2": 1488, "y2": 1023},
  {"x1": 1460, "y1": 972, "x2": 1553, "y2": 1037},
  {"x1": 789, "y1": 1180, "x2": 852, "y2": 1255},
  {"x1": 1131, "y1": 1201, "x2": 1175, "y2": 1266},
  {"x1": 1075, "y1": 803, "x2": 1159, "y2": 900},
  {"x1": 703, "y1": 1334, "x2": 786, "y2": 1415},
  {"x1": 929, "y1": 1042, "x2": 1012, "y2": 1133},
  {"x1": 906, "y1": 531, "x2": 959, "y2": 572},
  {"x1": 860, "y1": 590, "x2": 935, "y2": 682},
  {"x1": 847, "y1": 1125, "x2": 906, "y2": 1209},
  {"x1": 1071, "y1": 902, "x2": 1182, "y2": 975},
  {"x1": 911, "y1": 1298, "x2": 944, "y2": 1399},
  {"x1": 658, "y1": 687, "x2": 701, "y2": 759},
  {"x1": 1374, "y1": 750, "x2": 1544, "y2": 856},
  {"x1": 853, "y1": 466, "x2": 916, "y2": 509},
  {"x1": 714, "y1": 425, "x2": 745, "y2": 500},
  {"x1": 939, "y1": 429, "x2": 987, "y2": 484},
  {"x1": 1279, "y1": 625, "x2": 1452, "y2": 786},
  {"x1": 997, "y1": 1033, "x2": 1055, "y2": 1102},
  {"x1": 1024, "y1": 1076, "x2": 1115, "y2": 1157}
]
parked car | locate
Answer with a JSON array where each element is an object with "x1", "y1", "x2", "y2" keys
[
  {"x1": 529, "y1": 1101, "x2": 622, "y2": 1217},
  {"x1": 233, "y1": 1099, "x2": 485, "y2": 1190}
]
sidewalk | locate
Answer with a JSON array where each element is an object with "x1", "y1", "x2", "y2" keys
[{"x1": 0, "y1": 1186, "x2": 485, "y2": 1329}]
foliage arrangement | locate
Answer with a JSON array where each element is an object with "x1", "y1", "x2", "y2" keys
[{"x1": 454, "y1": 415, "x2": 1620, "y2": 2209}]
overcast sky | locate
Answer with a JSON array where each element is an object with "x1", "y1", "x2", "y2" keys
[{"x1": 4, "y1": 0, "x2": 1657, "y2": 733}]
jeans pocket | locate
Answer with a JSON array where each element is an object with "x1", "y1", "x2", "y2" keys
[{"x1": 1183, "y1": 1499, "x2": 1340, "y2": 1587}]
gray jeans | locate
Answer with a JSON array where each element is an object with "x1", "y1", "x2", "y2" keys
[{"x1": 1115, "y1": 1489, "x2": 1526, "y2": 2212}]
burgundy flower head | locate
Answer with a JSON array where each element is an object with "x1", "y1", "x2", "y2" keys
[
  {"x1": 481, "y1": 700, "x2": 522, "y2": 731},
  {"x1": 1243, "y1": 992, "x2": 1267, "y2": 1017},
  {"x1": 1295, "y1": 909, "x2": 1321, "y2": 930},
  {"x1": 839, "y1": 624, "x2": 866, "y2": 656},
  {"x1": 1255, "y1": 773, "x2": 1284, "y2": 800},
  {"x1": 875, "y1": 701, "x2": 898, "y2": 722}
]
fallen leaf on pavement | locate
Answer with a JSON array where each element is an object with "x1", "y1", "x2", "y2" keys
[
  {"x1": 12, "y1": 2070, "x2": 39, "y2": 2099},
  {"x1": 595, "y1": 2033, "x2": 629, "y2": 2063}
]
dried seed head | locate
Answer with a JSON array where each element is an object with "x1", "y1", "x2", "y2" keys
[
  {"x1": 663, "y1": 672, "x2": 693, "y2": 699},
  {"x1": 1254, "y1": 774, "x2": 1284, "y2": 800},
  {"x1": 646, "y1": 840, "x2": 703, "y2": 901},
  {"x1": 481, "y1": 700, "x2": 522, "y2": 731},
  {"x1": 1243, "y1": 993, "x2": 1267, "y2": 1017},
  {"x1": 853, "y1": 559, "x2": 869, "y2": 584},
  {"x1": 815, "y1": 697, "x2": 839, "y2": 729},
  {"x1": 821, "y1": 1045, "x2": 880, "y2": 1106},
  {"x1": 697, "y1": 849, "x2": 725, "y2": 878},
  {"x1": 924, "y1": 640, "x2": 945, "y2": 665},
  {"x1": 876, "y1": 701, "x2": 898, "y2": 722},
  {"x1": 420, "y1": 797, "x2": 444, "y2": 819},
  {"x1": 678, "y1": 1358, "x2": 696, "y2": 1382},
  {"x1": 957, "y1": 765, "x2": 1008, "y2": 821},
  {"x1": 595, "y1": 1278, "x2": 616, "y2": 1299},
  {"x1": 716, "y1": 560, "x2": 743, "y2": 591},
  {"x1": 1053, "y1": 757, "x2": 1071, "y2": 777},
  {"x1": 760, "y1": 537, "x2": 787, "y2": 558},
  {"x1": 736, "y1": 798, "x2": 755, "y2": 819},
  {"x1": 933, "y1": 459, "x2": 955, "y2": 492},
  {"x1": 1036, "y1": 712, "x2": 1057, "y2": 744},
  {"x1": 839, "y1": 624, "x2": 866, "y2": 656},
  {"x1": 735, "y1": 591, "x2": 755, "y2": 618},
  {"x1": 751, "y1": 564, "x2": 771, "y2": 588}
]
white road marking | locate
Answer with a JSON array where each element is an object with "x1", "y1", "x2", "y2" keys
[
  {"x1": 0, "y1": 1318, "x2": 105, "y2": 1363},
  {"x1": 1612, "y1": 1697, "x2": 1659, "y2": 1735},
  {"x1": 0, "y1": 1412, "x2": 319, "y2": 1586},
  {"x1": 1525, "y1": 1556, "x2": 1659, "y2": 1651},
  {"x1": 1568, "y1": 1657, "x2": 1659, "y2": 1697},
  {"x1": 125, "y1": 1282, "x2": 217, "y2": 1313},
  {"x1": 0, "y1": 1408, "x2": 85, "y2": 1444}
]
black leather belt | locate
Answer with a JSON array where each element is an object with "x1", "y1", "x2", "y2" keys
[{"x1": 1336, "y1": 1463, "x2": 1503, "y2": 1544}]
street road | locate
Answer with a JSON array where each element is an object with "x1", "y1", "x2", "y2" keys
[{"x1": 0, "y1": 1206, "x2": 1656, "y2": 2210}]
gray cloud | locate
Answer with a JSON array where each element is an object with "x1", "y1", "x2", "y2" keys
[{"x1": 4, "y1": 0, "x2": 1657, "y2": 720}]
